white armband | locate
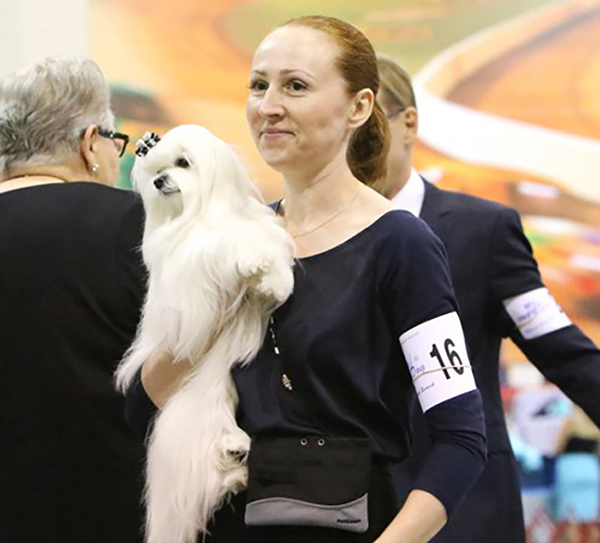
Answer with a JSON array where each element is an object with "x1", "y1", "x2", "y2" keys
[
  {"x1": 503, "y1": 287, "x2": 571, "y2": 340},
  {"x1": 399, "y1": 312, "x2": 476, "y2": 412}
]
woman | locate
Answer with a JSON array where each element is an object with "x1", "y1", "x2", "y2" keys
[
  {"x1": 0, "y1": 57, "x2": 146, "y2": 543},
  {"x1": 129, "y1": 16, "x2": 487, "y2": 543}
]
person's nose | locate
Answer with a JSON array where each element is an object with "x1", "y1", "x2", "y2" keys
[{"x1": 258, "y1": 86, "x2": 285, "y2": 118}]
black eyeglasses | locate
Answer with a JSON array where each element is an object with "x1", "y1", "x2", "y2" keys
[{"x1": 98, "y1": 128, "x2": 130, "y2": 157}]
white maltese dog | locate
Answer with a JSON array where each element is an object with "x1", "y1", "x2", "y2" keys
[{"x1": 116, "y1": 125, "x2": 295, "y2": 543}]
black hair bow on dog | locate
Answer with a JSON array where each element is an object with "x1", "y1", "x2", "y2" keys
[{"x1": 135, "y1": 132, "x2": 162, "y2": 157}]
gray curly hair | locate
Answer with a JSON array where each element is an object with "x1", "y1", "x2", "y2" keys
[{"x1": 0, "y1": 57, "x2": 115, "y2": 176}]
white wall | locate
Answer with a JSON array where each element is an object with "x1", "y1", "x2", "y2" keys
[{"x1": 0, "y1": 0, "x2": 89, "y2": 78}]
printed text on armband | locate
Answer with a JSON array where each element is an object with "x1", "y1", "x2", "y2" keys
[{"x1": 400, "y1": 312, "x2": 477, "y2": 412}]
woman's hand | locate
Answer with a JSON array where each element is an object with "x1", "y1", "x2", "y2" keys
[
  {"x1": 374, "y1": 489, "x2": 447, "y2": 543},
  {"x1": 141, "y1": 351, "x2": 194, "y2": 408}
]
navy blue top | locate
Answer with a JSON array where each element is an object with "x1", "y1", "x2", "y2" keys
[{"x1": 127, "y1": 210, "x2": 486, "y2": 517}]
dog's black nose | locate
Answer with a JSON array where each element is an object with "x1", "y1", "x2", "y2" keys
[{"x1": 154, "y1": 175, "x2": 167, "y2": 190}]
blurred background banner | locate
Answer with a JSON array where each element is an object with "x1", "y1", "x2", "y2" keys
[{"x1": 88, "y1": 0, "x2": 600, "y2": 361}]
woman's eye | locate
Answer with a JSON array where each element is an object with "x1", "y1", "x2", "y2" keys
[
  {"x1": 249, "y1": 80, "x2": 268, "y2": 92},
  {"x1": 175, "y1": 157, "x2": 190, "y2": 168},
  {"x1": 288, "y1": 80, "x2": 307, "y2": 92}
]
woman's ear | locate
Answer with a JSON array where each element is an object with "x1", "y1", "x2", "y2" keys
[
  {"x1": 348, "y1": 88, "x2": 375, "y2": 130},
  {"x1": 80, "y1": 124, "x2": 100, "y2": 175}
]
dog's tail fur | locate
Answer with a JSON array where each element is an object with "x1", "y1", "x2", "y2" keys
[{"x1": 144, "y1": 303, "x2": 266, "y2": 543}]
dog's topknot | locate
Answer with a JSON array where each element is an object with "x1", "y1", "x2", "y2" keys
[{"x1": 135, "y1": 131, "x2": 162, "y2": 157}]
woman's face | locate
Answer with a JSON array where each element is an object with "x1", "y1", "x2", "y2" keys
[{"x1": 246, "y1": 25, "x2": 356, "y2": 177}]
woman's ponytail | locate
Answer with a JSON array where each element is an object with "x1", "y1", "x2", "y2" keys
[{"x1": 347, "y1": 100, "x2": 390, "y2": 187}]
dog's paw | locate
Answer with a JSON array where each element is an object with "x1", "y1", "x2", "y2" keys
[
  {"x1": 223, "y1": 430, "x2": 251, "y2": 456},
  {"x1": 219, "y1": 431, "x2": 250, "y2": 493},
  {"x1": 237, "y1": 254, "x2": 270, "y2": 280},
  {"x1": 255, "y1": 262, "x2": 294, "y2": 303},
  {"x1": 220, "y1": 464, "x2": 248, "y2": 494},
  {"x1": 237, "y1": 248, "x2": 294, "y2": 303},
  {"x1": 219, "y1": 431, "x2": 251, "y2": 469}
]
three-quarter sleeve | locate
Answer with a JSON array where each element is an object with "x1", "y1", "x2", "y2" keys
[
  {"x1": 414, "y1": 390, "x2": 486, "y2": 516},
  {"x1": 377, "y1": 214, "x2": 487, "y2": 516}
]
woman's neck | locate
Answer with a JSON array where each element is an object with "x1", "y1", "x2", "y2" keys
[
  {"x1": 0, "y1": 171, "x2": 71, "y2": 194},
  {"x1": 2, "y1": 159, "x2": 88, "y2": 183},
  {"x1": 281, "y1": 157, "x2": 358, "y2": 222},
  {"x1": 0, "y1": 160, "x2": 92, "y2": 192}
]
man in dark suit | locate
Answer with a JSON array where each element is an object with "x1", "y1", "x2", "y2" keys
[{"x1": 376, "y1": 54, "x2": 600, "y2": 543}]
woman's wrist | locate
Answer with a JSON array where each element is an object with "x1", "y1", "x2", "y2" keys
[{"x1": 374, "y1": 489, "x2": 447, "y2": 543}]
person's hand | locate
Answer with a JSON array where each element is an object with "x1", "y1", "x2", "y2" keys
[{"x1": 141, "y1": 351, "x2": 194, "y2": 408}]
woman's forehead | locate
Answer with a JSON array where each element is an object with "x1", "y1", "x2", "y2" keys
[{"x1": 251, "y1": 26, "x2": 339, "y2": 74}]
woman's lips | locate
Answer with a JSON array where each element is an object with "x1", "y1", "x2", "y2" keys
[{"x1": 261, "y1": 128, "x2": 293, "y2": 139}]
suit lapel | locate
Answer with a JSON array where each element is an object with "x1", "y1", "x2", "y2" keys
[{"x1": 419, "y1": 179, "x2": 452, "y2": 243}]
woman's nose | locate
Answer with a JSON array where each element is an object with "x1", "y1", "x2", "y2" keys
[{"x1": 258, "y1": 87, "x2": 284, "y2": 117}]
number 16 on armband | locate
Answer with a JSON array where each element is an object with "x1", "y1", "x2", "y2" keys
[{"x1": 400, "y1": 312, "x2": 476, "y2": 412}]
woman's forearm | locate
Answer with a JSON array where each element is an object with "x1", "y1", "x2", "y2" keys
[
  {"x1": 375, "y1": 489, "x2": 447, "y2": 543},
  {"x1": 141, "y1": 351, "x2": 193, "y2": 408}
]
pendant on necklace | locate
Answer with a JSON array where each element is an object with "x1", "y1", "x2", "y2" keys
[{"x1": 282, "y1": 373, "x2": 293, "y2": 391}]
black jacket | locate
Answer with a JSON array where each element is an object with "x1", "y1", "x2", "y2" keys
[
  {"x1": 396, "y1": 180, "x2": 600, "y2": 543},
  {"x1": 0, "y1": 183, "x2": 147, "y2": 543}
]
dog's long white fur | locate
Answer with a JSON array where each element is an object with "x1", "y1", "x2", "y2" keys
[{"x1": 115, "y1": 125, "x2": 294, "y2": 543}]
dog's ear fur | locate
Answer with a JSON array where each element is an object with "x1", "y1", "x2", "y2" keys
[{"x1": 209, "y1": 140, "x2": 264, "y2": 211}]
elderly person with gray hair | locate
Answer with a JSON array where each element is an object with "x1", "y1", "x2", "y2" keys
[{"x1": 0, "y1": 57, "x2": 146, "y2": 543}]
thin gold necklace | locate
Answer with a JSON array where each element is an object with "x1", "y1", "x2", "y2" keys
[{"x1": 286, "y1": 186, "x2": 361, "y2": 239}]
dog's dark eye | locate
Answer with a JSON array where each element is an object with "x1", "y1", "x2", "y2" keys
[{"x1": 175, "y1": 157, "x2": 190, "y2": 169}]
